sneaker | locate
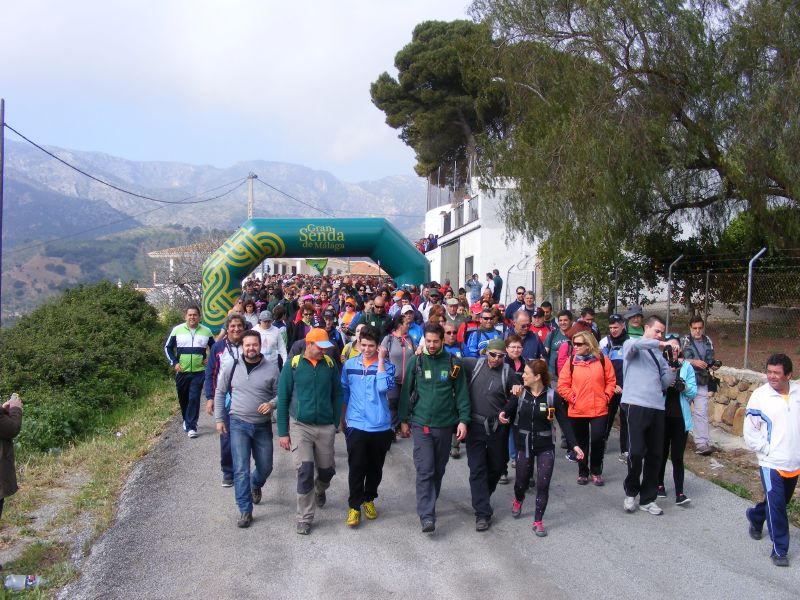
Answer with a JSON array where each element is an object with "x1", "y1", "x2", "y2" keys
[
  {"x1": 252, "y1": 486, "x2": 262, "y2": 505},
  {"x1": 675, "y1": 493, "x2": 691, "y2": 506},
  {"x1": 511, "y1": 498, "x2": 523, "y2": 518},
  {"x1": 421, "y1": 519, "x2": 435, "y2": 533},
  {"x1": 315, "y1": 491, "x2": 326, "y2": 508},
  {"x1": 618, "y1": 452, "x2": 629, "y2": 463},
  {"x1": 576, "y1": 476, "x2": 589, "y2": 485},
  {"x1": 624, "y1": 496, "x2": 637, "y2": 513},
  {"x1": 639, "y1": 502, "x2": 663, "y2": 515},
  {"x1": 362, "y1": 501, "x2": 378, "y2": 520},
  {"x1": 695, "y1": 445, "x2": 712, "y2": 456},
  {"x1": 592, "y1": 474, "x2": 604, "y2": 487},
  {"x1": 221, "y1": 477, "x2": 234, "y2": 488},
  {"x1": 296, "y1": 522, "x2": 311, "y2": 535},
  {"x1": 236, "y1": 512, "x2": 253, "y2": 528},
  {"x1": 450, "y1": 446, "x2": 461, "y2": 459},
  {"x1": 498, "y1": 473, "x2": 509, "y2": 485},
  {"x1": 532, "y1": 521, "x2": 547, "y2": 537},
  {"x1": 771, "y1": 552, "x2": 790, "y2": 567},
  {"x1": 746, "y1": 508, "x2": 763, "y2": 540},
  {"x1": 347, "y1": 508, "x2": 361, "y2": 528},
  {"x1": 565, "y1": 451, "x2": 578, "y2": 463},
  {"x1": 475, "y1": 517, "x2": 491, "y2": 532},
  {"x1": 656, "y1": 485, "x2": 667, "y2": 498},
  {"x1": 187, "y1": 429, "x2": 198, "y2": 438}
]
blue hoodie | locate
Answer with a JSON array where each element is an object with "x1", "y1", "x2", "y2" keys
[{"x1": 341, "y1": 355, "x2": 396, "y2": 432}]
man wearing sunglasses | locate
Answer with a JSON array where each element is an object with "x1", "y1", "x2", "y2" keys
[
  {"x1": 464, "y1": 311, "x2": 502, "y2": 358},
  {"x1": 464, "y1": 338, "x2": 520, "y2": 531},
  {"x1": 504, "y1": 287, "x2": 528, "y2": 321},
  {"x1": 354, "y1": 296, "x2": 391, "y2": 341}
]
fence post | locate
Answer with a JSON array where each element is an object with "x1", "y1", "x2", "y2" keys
[
  {"x1": 744, "y1": 247, "x2": 768, "y2": 370},
  {"x1": 666, "y1": 254, "x2": 684, "y2": 333},
  {"x1": 561, "y1": 258, "x2": 572, "y2": 310},
  {"x1": 704, "y1": 269, "x2": 711, "y2": 321},
  {"x1": 613, "y1": 258, "x2": 628, "y2": 314}
]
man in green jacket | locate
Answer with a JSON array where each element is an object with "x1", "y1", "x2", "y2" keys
[
  {"x1": 399, "y1": 323, "x2": 470, "y2": 533},
  {"x1": 278, "y1": 328, "x2": 343, "y2": 535}
]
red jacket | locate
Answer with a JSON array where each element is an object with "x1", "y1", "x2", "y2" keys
[{"x1": 557, "y1": 355, "x2": 616, "y2": 418}]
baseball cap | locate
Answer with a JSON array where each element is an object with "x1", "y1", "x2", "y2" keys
[
  {"x1": 305, "y1": 328, "x2": 334, "y2": 348},
  {"x1": 445, "y1": 298, "x2": 459, "y2": 306},
  {"x1": 532, "y1": 307, "x2": 545, "y2": 318},
  {"x1": 258, "y1": 310, "x2": 273, "y2": 321},
  {"x1": 345, "y1": 297, "x2": 356, "y2": 306},
  {"x1": 400, "y1": 305, "x2": 415, "y2": 315},
  {"x1": 428, "y1": 288, "x2": 441, "y2": 297},
  {"x1": 486, "y1": 338, "x2": 507, "y2": 354},
  {"x1": 608, "y1": 313, "x2": 624, "y2": 324},
  {"x1": 623, "y1": 305, "x2": 643, "y2": 319}
]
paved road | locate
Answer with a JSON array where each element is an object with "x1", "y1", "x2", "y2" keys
[{"x1": 61, "y1": 416, "x2": 799, "y2": 599}]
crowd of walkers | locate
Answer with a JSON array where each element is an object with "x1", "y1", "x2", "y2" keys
[{"x1": 164, "y1": 271, "x2": 799, "y2": 567}]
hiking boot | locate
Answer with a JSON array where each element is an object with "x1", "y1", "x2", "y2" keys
[
  {"x1": 498, "y1": 473, "x2": 509, "y2": 485},
  {"x1": 475, "y1": 517, "x2": 491, "y2": 532},
  {"x1": 450, "y1": 446, "x2": 461, "y2": 459},
  {"x1": 592, "y1": 474, "x2": 604, "y2": 487},
  {"x1": 296, "y1": 522, "x2": 311, "y2": 535},
  {"x1": 639, "y1": 502, "x2": 663, "y2": 515},
  {"x1": 252, "y1": 486, "x2": 262, "y2": 505},
  {"x1": 421, "y1": 519, "x2": 435, "y2": 533},
  {"x1": 771, "y1": 552, "x2": 789, "y2": 567},
  {"x1": 347, "y1": 508, "x2": 361, "y2": 528},
  {"x1": 511, "y1": 498, "x2": 523, "y2": 518},
  {"x1": 576, "y1": 475, "x2": 589, "y2": 486},
  {"x1": 618, "y1": 452, "x2": 628, "y2": 463},
  {"x1": 221, "y1": 477, "x2": 234, "y2": 488},
  {"x1": 565, "y1": 450, "x2": 578, "y2": 463},
  {"x1": 532, "y1": 521, "x2": 547, "y2": 537},
  {"x1": 695, "y1": 445, "x2": 712, "y2": 456},
  {"x1": 236, "y1": 512, "x2": 253, "y2": 528},
  {"x1": 315, "y1": 491, "x2": 326, "y2": 508},
  {"x1": 656, "y1": 485, "x2": 667, "y2": 498},
  {"x1": 624, "y1": 496, "x2": 637, "y2": 513},
  {"x1": 675, "y1": 493, "x2": 691, "y2": 506},
  {"x1": 746, "y1": 508, "x2": 762, "y2": 540},
  {"x1": 362, "y1": 501, "x2": 378, "y2": 520}
]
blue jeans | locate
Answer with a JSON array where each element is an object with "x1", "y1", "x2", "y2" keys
[{"x1": 229, "y1": 416, "x2": 274, "y2": 514}]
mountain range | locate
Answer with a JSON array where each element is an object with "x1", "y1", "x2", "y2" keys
[{"x1": 4, "y1": 140, "x2": 427, "y2": 244}]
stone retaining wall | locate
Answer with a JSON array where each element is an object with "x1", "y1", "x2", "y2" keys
[{"x1": 709, "y1": 367, "x2": 768, "y2": 437}]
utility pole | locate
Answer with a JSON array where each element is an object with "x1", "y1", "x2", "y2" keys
[
  {"x1": 0, "y1": 98, "x2": 5, "y2": 326},
  {"x1": 247, "y1": 172, "x2": 258, "y2": 219}
]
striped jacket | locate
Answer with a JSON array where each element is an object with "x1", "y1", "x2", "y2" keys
[{"x1": 164, "y1": 323, "x2": 214, "y2": 373}]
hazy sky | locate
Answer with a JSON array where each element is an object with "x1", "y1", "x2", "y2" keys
[{"x1": 1, "y1": 0, "x2": 471, "y2": 181}]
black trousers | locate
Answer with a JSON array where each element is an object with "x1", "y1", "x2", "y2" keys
[
  {"x1": 658, "y1": 415, "x2": 688, "y2": 495},
  {"x1": 345, "y1": 428, "x2": 394, "y2": 510},
  {"x1": 605, "y1": 392, "x2": 627, "y2": 453},
  {"x1": 466, "y1": 422, "x2": 508, "y2": 519},
  {"x1": 623, "y1": 404, "x2": 665, "y2": 505},
  {"x1": 570, "y1": 415, "x2": 608, "y2": 477}
]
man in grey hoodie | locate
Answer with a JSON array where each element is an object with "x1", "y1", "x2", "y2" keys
[
  {"x1": 620, "y1": 315, "x2": 677, "y2": 516},
  {"x1": 215, "y1": 330, "x2": 279, "y2": 528}
]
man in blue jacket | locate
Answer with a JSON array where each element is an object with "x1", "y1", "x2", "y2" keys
[{"x1": 340, "y1": 325, "x2": 396, "y2": 528}]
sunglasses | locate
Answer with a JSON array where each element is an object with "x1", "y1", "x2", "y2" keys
[
  {"x1": 481, "y1": 316, "x2": 493, "y2": 320},
  {"x1": 487, "y1": 351, "x2": 506, "y2": 359},
  {"x1": 444, "y1": 331, "x2": 457, "y2": 335},
  {"x1": 573, "y1": 342, "x2": 588, "y2": 347}
]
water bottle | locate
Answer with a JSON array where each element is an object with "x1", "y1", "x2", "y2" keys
[{"x1": 3, "y1": 574, "x2": 42, "y2": 590}]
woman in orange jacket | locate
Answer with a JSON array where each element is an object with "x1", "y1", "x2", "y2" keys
[{"x1": 557, "y1": 331, "x2": 617, "y2": 486}]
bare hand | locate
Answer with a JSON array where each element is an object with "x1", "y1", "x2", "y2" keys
[
  {"x1": 174, "y1": 364, "x2": 183, "y2": 373},
  {"x1": 573, "y1": 446, "x2": 585, "y2": 461},
  {"x1": 692, "y1": 359, "x2": 708, "y2": 370},
  {"x1": 206, "y1": 399, "x2": 214, "y2": 416},
  {"x1": 5, "y1": 393, "x2": 22, "y2": 411},
  {"x1": 614, "y1": 385, "x2": 623, "y2": 394},
  {"x1": 378, "y1": 346, "x2": 388, "y2": 361},
  {"x1": 279, "y1": 436, "x2": 292, "y2": 451},
  {"x1": 498, "y1": 411, "x2": 509, "y2": 425},
  {"x1": 257, "y1": 402, "x2": 273, "y2": 415},
  {"x1": 216, "y1": 421, "x2": 227, "y2": 435},
  {"x1": 455, "y1": 422, "x2": 467, "y2": 441},
  {"x1": 511, "y1": 384, "x2": 523, "y2": 397},
  {"x1": 400, "y1": 423, "x2": 410, "y2": 437}
]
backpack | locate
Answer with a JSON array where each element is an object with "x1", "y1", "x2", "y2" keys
[
  {"x1": 470, "y1": 357, "x2": 511, "y2": 393},
  {"x1": 514, "y1": 388, "x2": 555, "y2": 429},
  {"x1": 291, "y1": 354, "x2": 334, "y2": 370},
  {"x1": 567, "y1": 343, "x2": 606, "y2": 375}
]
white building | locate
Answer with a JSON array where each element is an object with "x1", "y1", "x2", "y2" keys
[{"x1": 423, "y1": 178, "x2": 542, "y2": 305}]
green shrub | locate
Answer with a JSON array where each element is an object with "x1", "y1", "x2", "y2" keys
[{"x1": 0, "y1": 281, "x2": 169, "y2": 452}]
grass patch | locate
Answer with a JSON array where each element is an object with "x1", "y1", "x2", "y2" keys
[
  {"x1": 1, "y1": 376, "x2": 175, "y2": 595},
  {"x1": 710, "y1": 478, "x2": 753, "y2": 501}
]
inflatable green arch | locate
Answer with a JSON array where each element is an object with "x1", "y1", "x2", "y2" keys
[{"x1": 201, "y1": 218, "x2": 430, "y2": 331}]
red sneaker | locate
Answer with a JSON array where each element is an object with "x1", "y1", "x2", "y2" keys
[{"x1": 511, "y1": 498, "x2": 522, "y2": 518}]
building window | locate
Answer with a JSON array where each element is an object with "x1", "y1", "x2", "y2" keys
[
  {"x1": 442, "y1": 211, "x2": 452, "y2": 234},
  {"x1": 465, "y1": 256, "x2": 474, "y2": 279}
]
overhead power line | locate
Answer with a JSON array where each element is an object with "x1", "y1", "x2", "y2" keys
[
  {"x1": 254, "y1": 177, "x2": 334, "y2": 217},
  {"x1": 4, "y1": 123, "x2": 245, "y2": 205}
]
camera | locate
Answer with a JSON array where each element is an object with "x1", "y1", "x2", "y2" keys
[
  {"x1": 673, "y1": 377, "x2": 686, "y2": 392},
  {"x1": 662, "y1": 346, "x2": 681, "y2": 369},
  {"x1": 710, "y1": 359, "x2": 722, "y2": 369}
]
